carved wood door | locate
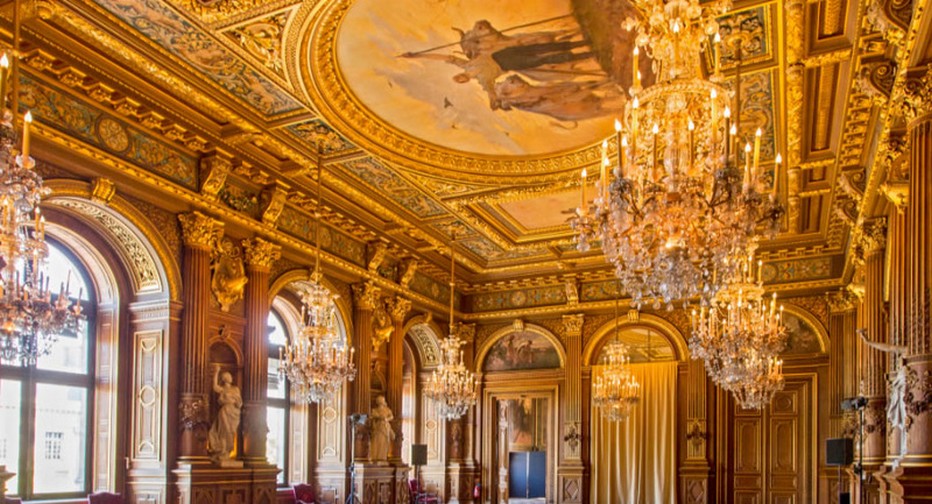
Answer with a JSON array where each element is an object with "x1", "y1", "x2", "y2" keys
[{"x1": 726, "y1": 376, "x2": 815, "y2": 504}]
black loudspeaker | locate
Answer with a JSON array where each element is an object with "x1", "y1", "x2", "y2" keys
[
  {"x1": 826, "y1": 438, "x2": 854, "y2": 466},
  {"x1": 839, "y1": 493, "x2": 851, "y2": 504},
  {"x1": 411, "y1": 444, "x2": 428, "y2": 466}
]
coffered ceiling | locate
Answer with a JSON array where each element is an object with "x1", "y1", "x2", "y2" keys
[{"x1": 6, "y1": 0, "x2": 931, "y2": 301}]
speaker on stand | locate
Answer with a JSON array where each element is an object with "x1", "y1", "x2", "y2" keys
[
  {"x1": 827, "y1": 437, "x2": 854, "y2": 504},
  {"x1": 411, "y1": 444, "x2": 428, "y2": 489}
]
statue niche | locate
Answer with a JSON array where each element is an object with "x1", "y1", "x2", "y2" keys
[{"x1": 207, "y1": 342, "x2": 243, "y2": 467}]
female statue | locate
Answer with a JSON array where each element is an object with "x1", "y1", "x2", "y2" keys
[
  {"x1": 208, "y1": 364, "x2": 242, "y2": 463},
  {"x1": 368, "y1": 395, "x2": 394, "y2": 463}
]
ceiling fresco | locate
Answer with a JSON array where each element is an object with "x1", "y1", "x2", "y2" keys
[{"x1": 8, "y1": 0, "x2": 927, "y2": 303}]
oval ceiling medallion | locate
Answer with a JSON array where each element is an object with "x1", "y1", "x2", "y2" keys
[{"x1": 312, "y1": 0, "x2": 645, "y2": 179}]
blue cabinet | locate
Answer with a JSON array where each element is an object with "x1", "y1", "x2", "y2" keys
[{"x1": 508, "y1": 451, "x2": 546, "y2": 498}]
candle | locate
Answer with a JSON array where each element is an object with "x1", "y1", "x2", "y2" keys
[
  {"x1": 723, "y1": 106, "x2": 731, "y2": 164},
  {"x1": 614, "y1": 118, "x2": 623, "y2": 175},
  {"x1": 773, "y1": 152, "x2": 782, "y2": 196},
  {"x1": 688, "y1": 118, "x2": 695, "y2": 175},
  {"x1": 651, "y1": 123, "x2": 659, "y2": 181},
  {"x1": 744, "y1": 142, "x2": 752, "y2": 188},
  {"x1": 580, "y1": 168, "x2": 587, "y2": 211},
  {"x1": 633, "y1": 46, "x2": 640, "y2": 88},
  {"x1": 22, "y1": 111, "x2": 32, "y2": 161},
  {"x1": 753, "y1": 127, "x2": 762, "y2": 173},
  {"x1": 713, "y1": 33, "x2": 721, "y2": 75},
  {"x1": 621, "y1": 135, "x2": 628, "y2": 178},
  {"x1": 0, "y1": 54, "x2": 8, "y2": 111}
]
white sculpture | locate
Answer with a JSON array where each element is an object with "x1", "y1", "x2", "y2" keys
[
  {"x1": 368, "y1": 395, "x2": 394, "y2": 463},
  {"x1": 208, "y1": 364, "x2": 243, "y2": 466},
  {"x1": 858, "y1": 329, "x2": 908, "y2": 464}
]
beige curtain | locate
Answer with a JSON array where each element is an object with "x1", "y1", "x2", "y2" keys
[{"x1": 590, "y1": 361, "x2": 677, "y2": 503}]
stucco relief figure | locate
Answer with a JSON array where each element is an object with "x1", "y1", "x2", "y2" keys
[
  {"x1": 368, "y1": 395, "x2": 394, "y2": 463},
  {"x1": 208, "y1": 365, "x2": 243, "y2": 465},
  {"x1": 858, "y1": 328, "x2": 908, "y2": 463}
]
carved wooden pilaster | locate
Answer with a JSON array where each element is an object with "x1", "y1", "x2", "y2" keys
[
  {"x1": 177, "y1": 211, "x2": 222, "y2": 459},
  {"x1": 890, "y1": 91, "x2": 932, "y2": 502},
  {"x1": 352, "y1": 282, "x2": 380, "y2": 461},
  {"x1": 240, "y1": 237, "x2": 281, "y2": 463},
  {"x1": 857, "y1": 221, "x2": 887, "y2": 471},
  {"x1": 386, "y1": 296, "x2": 411, "y2": 462},
  {"x1": 827, "y1": 291, "x2": 858, "y2": 436}
]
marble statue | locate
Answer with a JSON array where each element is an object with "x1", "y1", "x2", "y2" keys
[
  {"x1": 858, "y1": 328, "x2": 908, "y2": 464},
  {"x1": 208, "y1": 364, "x2": 243, "y2": 466},
  {"x1": 368, "y1": 395, "x2": 394, "y2": 463}
]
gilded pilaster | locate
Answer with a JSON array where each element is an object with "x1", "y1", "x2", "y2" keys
[
  {"x1": 827, "y1": 291, "x2": 858, "y2": 437},
  {"x1": 857, "y1": 219, "x2": 888, "y2": 471},
  {"x1": 352, "y1": 281, "x2": 380, "y2": 461},
  {"x1": 559, "y1": 314, "x2": 584, "y2": 504},
  {"x1": 240, "y1": 237, "x2": 281, "y2": 463},
  {"x1": 386, "y1": 295, "x2": 411, "y2": 462},
  {"x1": 177, "y1": 211, "x2": 222, "y2": 459}
]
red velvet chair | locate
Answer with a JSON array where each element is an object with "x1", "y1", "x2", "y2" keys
[
  {"x1": 293, "y1": 484, "x2": 315, "y2": 504},
  {"x1": 88, "y1": 493, "x2": 123, "y2": 504},
  {"x1": 407, "y1": 479, "x2": 438, "y2": 504}
]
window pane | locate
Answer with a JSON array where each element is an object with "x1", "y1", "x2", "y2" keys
[
  {"x1": 37, "y1": 244, "x2": 90, "y2": 374},
  {"x1": 268, "y1": 311, "x2": 287, "y2": 347},
  {"x1": 33, "y1": 383, "x2": 87, "y2": 494},
  {"x1": 0, "y1": 380, "x2": 21, "y2": 493},
  {"x1": 268, "y1": 356, "x2": 285, "y2": 400},
  {"x1": 266, "y1": 406, "x2": 286, "y2": 484}
]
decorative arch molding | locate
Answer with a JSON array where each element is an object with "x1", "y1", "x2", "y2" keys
[
  {"x1": 582, "y1": 313, "x2": 688, "y2": 366},
  {"x1": 269, "y1": 268, "x2": 354, "y2": 345},
  {"x1": 402, "y1": 313, "x2": 443, "y2": 369},
  {"x1": 781, "y1": 302, "x2": 829, "y2": 355},
  {"x1": 475, "y1": 322, "x2": 566, "y2": 374},
  {"x1": 43, "y1": 179, "x2": 179, "y2": 301}
]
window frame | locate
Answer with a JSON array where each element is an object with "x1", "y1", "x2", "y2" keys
[
  {"x1": 267, "y1": 308, "x2": 290, "y2": 487},
  {"x1": 0, "y1": 240, "x2": 97, "y2": 500}
]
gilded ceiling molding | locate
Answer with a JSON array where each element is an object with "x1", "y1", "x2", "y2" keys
[{"x1": 298, "y1": 0, "x2": 603, "y2": 184}]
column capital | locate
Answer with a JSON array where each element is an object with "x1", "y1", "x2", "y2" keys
[
  {"x1": 388, "y1": 296, "x2": 412, "y2": 324},
  {"x1": 242, "y1": 236, "x2": 282, "y2": 271},
  {"x1": 562, "y1": 313, "x2": 585, "y2": 338},
  {"x1": 453, "y1": 322, "x2": 476, "y2": 342},
  {"x1": 901, "y1": 64, "x2": 932, "y2": 125},
  {"x1": 178, "y1": 211, "x2": 223, "y2": 250},
  {"x1": 827, "y1": 290, "x2": 858, "y2": 313},
  {"x1": 856, "y1": 218, "x2": 888, "y2": 259},
  {"x1": 352, "y1": 281, "x2": 382, "y2": 310}
]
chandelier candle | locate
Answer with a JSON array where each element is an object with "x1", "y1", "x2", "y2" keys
[{"x1": 0, "y1": 55, "x2": 8, "y2": 110}]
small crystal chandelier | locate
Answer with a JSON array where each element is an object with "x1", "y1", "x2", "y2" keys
[
  {"x1": 571, "y1": 0, "x2": 783, "y2": 309},
  {"x1": 279, "y1": 158, "x2": 355, "y2": 403},
  {"x1": 689, "y1": 244, "x2": 787, "y2": 409},
  {"x1": 424, "y1": 236, "x2": 478, "y2": 420},
  {"x1": 0, "y1": 49, "x2": 82, "y2": 366},
  {"x1": 592, "y1": 287, "x2": 640, "y2": 421}
]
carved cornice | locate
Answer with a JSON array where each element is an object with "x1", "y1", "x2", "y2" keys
[
  {"x1": 178, "y1": 211, "x2": 223, "y2": 250},
  {"x1": 242, "y1": 236, "x2": 282, "y2": 271},
  {"x1": 259, "y1": 182, "x2": 289, "y2": 225},
  {"x1": 827, "y1": 290, "x2": 858, "y2": 313}
]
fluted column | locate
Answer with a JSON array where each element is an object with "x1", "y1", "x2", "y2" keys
[
  {"x1": 559, "y1": 315, "x2": 584, "y2": 503},
  {"x1": 240, "y1": 237, "x2": 281, "y2": 463},
  {"x1": 177, "y1": 211, "x2": 223, "y2": 459},
  {"x1": 827, "y1": 291, "x2": 857, "y2": 438},
  {"x1": 387, "y1": 296, "x2": 411, "y2": 462},
  {"x1": 891, "y1": 83, "x2": 932, "y2": 501},
  {"x1": 887, "y1": 202, "x2": 907, "y2": 463},
  {"x1": 352, "y1": 281, "x2": 380, "y2": 461},
  {"x1": 858, "y1": 219, "x2": 888, "y2": 471}
]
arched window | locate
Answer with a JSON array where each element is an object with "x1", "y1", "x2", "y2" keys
[
  {"x1": 0, "y1": 241, "x2": 95, "y2": 498},
  {"x1": 267, "y1": 308, "x2": 289, "y2": 486}
]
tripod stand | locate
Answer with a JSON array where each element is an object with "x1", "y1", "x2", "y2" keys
[{"x1": 345, "y1": 414, "x2": 366, "y2": 504}]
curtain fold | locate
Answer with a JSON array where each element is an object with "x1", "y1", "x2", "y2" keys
[{"x1": 590, "y1": 361, "x2": 677, "y2": 504}]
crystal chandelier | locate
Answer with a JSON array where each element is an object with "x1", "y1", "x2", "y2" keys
[
  {"x1": 689, "y1": 244, "x2": 787, "y2": 409},
  {"x1": 571, "y1": 0, "x2": 783, "y2": 309},
  {"x1": 279, "y1": 159, "x2": 355, "y2": 403},
  {"x1": 424, "y1": 237, "x2": 478, "y2": 420},
  {"x1": 592, "y1": 287, "x2": 640, "y2": 421},
  {"x1": 0, "y1": 49, "x2": 82, "y2": 366}
]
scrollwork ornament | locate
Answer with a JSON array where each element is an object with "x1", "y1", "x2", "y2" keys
[
  {"x1": 905, "y1": 369, "x2": 932, "y2": 430},
  {"x1": 210, "y1": 238, "x2": 248, "y2": 312},
  {"x1": 864, "y1": 402, "x2": 887, "y2": 437}
]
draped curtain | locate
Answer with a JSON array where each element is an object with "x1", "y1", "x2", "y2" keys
[{"x1": 590, "y1": 361, "x2": 677, "y2": 504}]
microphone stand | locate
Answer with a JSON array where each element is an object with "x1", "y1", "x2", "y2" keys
[{"x1": 346, "y1": 415, "x2": 363, "y2": 504}]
